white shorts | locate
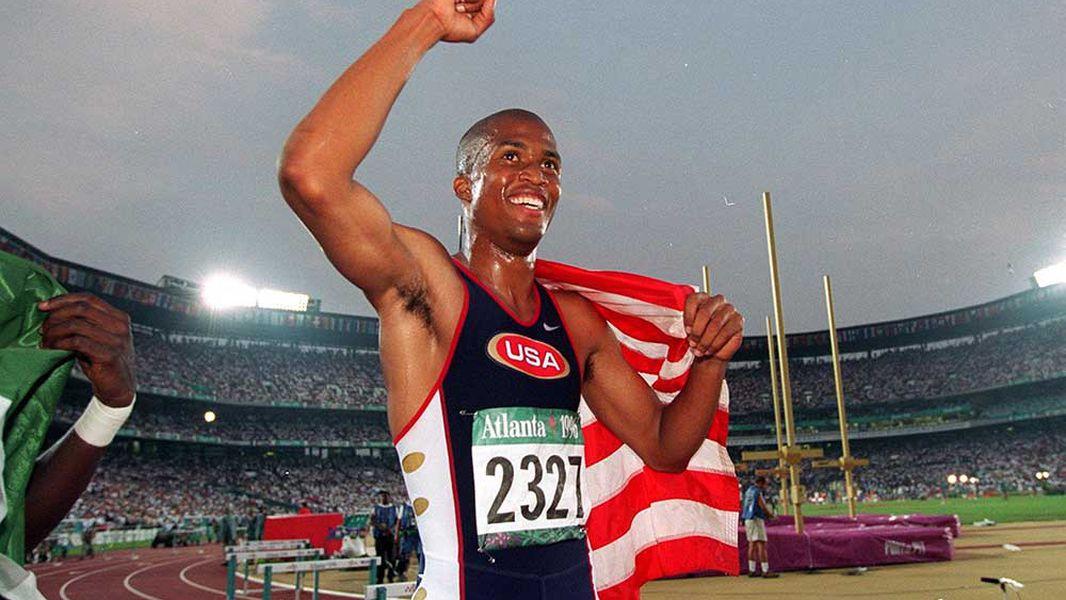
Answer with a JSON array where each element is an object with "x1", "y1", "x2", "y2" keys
[{"x1": 745, "y1": 518, "x2": 767, "y2": 542}]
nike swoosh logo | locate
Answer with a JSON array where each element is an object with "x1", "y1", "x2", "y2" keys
[{"x1": 543, "y1": 323, "x2": 561, "y2": 331}]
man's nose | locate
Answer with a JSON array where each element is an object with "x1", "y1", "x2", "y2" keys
[{"x1": 519, "y1": 163, "x2": 547, "y2": 184}]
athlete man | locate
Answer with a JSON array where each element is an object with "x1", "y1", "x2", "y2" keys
[{"x1": 279, "y1": 2, "x2": 744, "y2": 598}]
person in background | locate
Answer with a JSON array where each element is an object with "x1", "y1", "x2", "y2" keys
[
  {"x1": 396, "y1": 499, "x2": 422, "y2": 581},
  {"x1": 370, "y1": 490, "x2": 398, "y2": 584},
  {"x1": 741, "y1": 476, "x2": 779, "y2": 578}
]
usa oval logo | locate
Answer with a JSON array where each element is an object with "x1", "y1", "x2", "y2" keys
[{"x1": 487, "y1": 333, "x2": 571, "y2": 380}]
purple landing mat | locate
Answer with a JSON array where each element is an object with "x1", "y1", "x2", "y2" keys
[
  {"x1": 772, "y1": 513, "x2": 961, "y2": 538},
  {"x1": 739, "y1": 518, "x2": 955, "y2": 573}
]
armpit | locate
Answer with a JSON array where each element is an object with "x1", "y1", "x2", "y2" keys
[{"x1": 397, "y1": 281, "x2": 433, "y2": 330}]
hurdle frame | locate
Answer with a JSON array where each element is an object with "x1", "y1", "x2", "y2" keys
[{"x1": 258, "y1": 556, "x2": 382, "y2": 600}]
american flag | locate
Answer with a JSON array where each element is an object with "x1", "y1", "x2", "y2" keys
[{"x1": 536, "y1": 259, "x2": 740, "y2": 600}]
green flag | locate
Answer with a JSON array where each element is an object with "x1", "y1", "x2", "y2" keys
[{"x1": 0, "y1": 250, "x2": 74, "y2": 563}]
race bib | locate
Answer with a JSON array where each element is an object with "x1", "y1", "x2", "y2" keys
[{"x1": 471, "y1": 407, "x2": 587, "y2": 551}]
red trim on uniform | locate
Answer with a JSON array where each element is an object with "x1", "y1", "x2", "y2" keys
[
  {"x1": 438, "y1": 388, "x2": 466, "y2": 600},
  {"x1": 451, "y1": 257, "x2": 542, "y2": 327},
  {"x1": 544, "y1": 288, "x2": 585, "y2": 382},
  {"x1": 392, "y1": 286, "x2": 471, "y2": 445}
]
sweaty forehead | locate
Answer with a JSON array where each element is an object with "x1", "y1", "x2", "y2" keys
[{"x1": 482, "y1": 116, "x2": 556, "y2": 150}]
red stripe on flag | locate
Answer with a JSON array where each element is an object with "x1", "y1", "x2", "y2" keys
[
  {"x1": 595, "y1": 537, "x2": 740, "y2": 600},
  {"x1": 583, "y1": 408, "x2": 730, "y2": 467},
  {"x1": 651, "y1": 371, "x2": 688, "y2": 393},
  {"x1": 583, "y1": 421, "x2": 624, "y2": 467},
  {"x1": 585, "y1": 470, "x2": 740, "y2": 549},
  {"x1": 618, "y1": 345, "x2": 664, "y2": 376},
  {"x1": 594, "y1": 304, "x2": 678, "y2": 345}
]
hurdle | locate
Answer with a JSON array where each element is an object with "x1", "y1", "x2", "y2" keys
[
  {"x1": 226, "y1": 547, "x2": 323, "y2": 599},
  {"x1": 225, "y1": 538, "x2": 309, "y2": 554},
  {"x1": 257, "y1": 556, "x2": 382, "y2": 600},
  {"x1": 365, "y1": 581, "x2": 419, "y2": 599}
]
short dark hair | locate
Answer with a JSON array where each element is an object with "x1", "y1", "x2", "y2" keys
[
  {"x1": 455, "y1": 108, "x2": 550, "y2": 176},
  {"x1": 755, "y1": 475, "x2": 768, "y2": 485}
]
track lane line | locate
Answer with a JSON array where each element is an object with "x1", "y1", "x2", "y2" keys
[
  {"x1": 124, "y1": 556, "x2": 199, "y2": 600},
  {"x1": 58, "y1": 553, "x2": 173, "y2": 600}
]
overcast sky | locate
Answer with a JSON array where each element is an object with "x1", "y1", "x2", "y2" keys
[{"x1": 4, "y1": 1, "x2": 1065, "y2": 333}]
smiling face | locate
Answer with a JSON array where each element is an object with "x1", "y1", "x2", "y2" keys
[{"x1": 454, "y1": 109, "x2": 561, "y2": 257}]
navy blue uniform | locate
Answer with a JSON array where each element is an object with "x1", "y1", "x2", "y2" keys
[{"x1": 395, "y1": 260, "x2": 596, "y2": 600}]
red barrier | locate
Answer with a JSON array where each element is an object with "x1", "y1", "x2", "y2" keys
[{"x1": 263, "y1": 512, "x2": 344, "y2": 556}]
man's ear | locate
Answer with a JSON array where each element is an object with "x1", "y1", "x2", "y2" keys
[{"x1": 453, "y1": 175, "x2": 472, "y2": 204}]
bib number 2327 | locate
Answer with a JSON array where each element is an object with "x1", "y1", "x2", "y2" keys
[{"x1": 471, "y1": 407, "x2": 587, "y2": 551}]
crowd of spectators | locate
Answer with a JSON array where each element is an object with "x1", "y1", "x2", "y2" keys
[
  {"x1": 133, "y1": 332, "x2": 386, "y2": 408},
  {"x1": 740, "y1": 420, "x2": 1065, "y2": 502},
  {"x1": 54, "y1": 403, "x2": 390, "y2": 444},
  {"x1": 69, "y1": 451, "x2": 407, "y2": 529},
  {"x1": 126, "y1": 319, "x2": 1066, "y2": 412},
  {"x1": 70, "y1": 419, "x2": 1063, "y2": 530},
  {"x1": 727, "y1": 319, "x2": 1066, "y2": 413}
]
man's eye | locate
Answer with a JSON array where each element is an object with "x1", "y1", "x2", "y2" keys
[
  {"x1": 502, "y1": 151, "x2": 518, "y2": 161},
  {"x1": 543, "y1": 160, "x2": 559, "y2": 171}
]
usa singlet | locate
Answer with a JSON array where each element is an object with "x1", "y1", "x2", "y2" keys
[{"x1": 393, "y1": 259, "x2": 596, "y2": 600}]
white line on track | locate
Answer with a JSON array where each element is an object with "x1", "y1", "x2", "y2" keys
[
  {"x1": 58, "y1": 555, "x2": 166, "y2": 600},
  {"x1": 123, "y1": 556, "x2": 199, "y2": 600},
  {"x1": 178, "y1": 557, "x2": 244, "y2": 597}
]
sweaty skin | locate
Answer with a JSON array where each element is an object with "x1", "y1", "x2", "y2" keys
[{"x1": 279, "y1": 0, "x2": 743, "y2": 473}]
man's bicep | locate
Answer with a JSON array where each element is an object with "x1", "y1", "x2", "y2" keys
[
  {"x1": 581, "y1": 325, "x2": 664, "y2": 461},
  {"x1": 287, "y1": 182, "x2": 423, "y2": 304}
]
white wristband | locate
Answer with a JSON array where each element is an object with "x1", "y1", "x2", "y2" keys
[{"x1": 73, "y1": 395, "x2": 135, "y2": 447}]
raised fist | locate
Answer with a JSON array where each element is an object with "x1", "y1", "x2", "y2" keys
[
  {"x1": 683, "y1": 292, "x2": 744, "y2": 362},
  {"x1": 420, "y1": 0, "x2": 497, "y2": 43}
]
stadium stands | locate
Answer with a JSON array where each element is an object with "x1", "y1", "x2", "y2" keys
[
  {"x1": 765, "y1": 418, "x2": 1066, "y2": 502},
  {"x1": 68, "y1": 451, "x2": 407, "y2": 529},
  {"x1": 4, "y1": 226, "x2": 1062, "y2": 543},
  {"x1": 115, "y1": 318, "x2": 1066, "y2": 413}
]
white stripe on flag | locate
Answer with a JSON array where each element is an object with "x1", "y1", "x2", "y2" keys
[
  {"x1": 540, "y1": 281, "x2": 689, "y2": 338},
  {"x1": 586, "y1": 438, "x2": 734, "y2": 508},
  {"x1": 608, "y1": 324, "x2": 671, "y2": 360},
  {"x1": 589, "y1": 499, "x2": 739, "y2": 590}
]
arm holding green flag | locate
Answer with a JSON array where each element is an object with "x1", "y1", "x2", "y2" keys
[
  {"x1": 1, "y1": 251, "x2": 137, "y2": 597},
  {"x1": 24, "y1": 292, "x2": 136, "y2": 551}
]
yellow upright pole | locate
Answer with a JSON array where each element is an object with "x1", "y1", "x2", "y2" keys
[
  {"x1": 762, "y1": 191, "x2": 804, "y2": 534},
  {"x1": 701, "y1": 265, "x2": 711, "y2": 295},
  {"x1": 765, "y1": 316, "x2": 789, "y2": 515},
  {"x1": 823, "y1": 275, "x2": 857, "y2": 518}
]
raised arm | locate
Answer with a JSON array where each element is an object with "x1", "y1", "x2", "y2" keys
[
  {"x1": 562, "y1": 291, "x2": 743, "y2": 473},
  {"x1": 277, "y1": 0, "x2": 495, "y2": 310}
]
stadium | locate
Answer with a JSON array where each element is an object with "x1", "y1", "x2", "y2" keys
[
  {"x1": 5, "y1": 3, "x2": 1066, "y2": 599},
  {"x1": 4, "y1": 222, "x2": 1064, "y2": 599}
]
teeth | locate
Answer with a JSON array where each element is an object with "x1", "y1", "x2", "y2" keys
[{"x1": 509, "y1": 195, "x2": 544, "y2": 210}]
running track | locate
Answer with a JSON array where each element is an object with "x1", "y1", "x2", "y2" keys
[{"x1": 28, "y1": 544, "x2": 360, "y2": 600}]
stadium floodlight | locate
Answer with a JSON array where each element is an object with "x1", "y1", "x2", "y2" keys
[
  {"x1": 257, "y1": 288, "x2": 310, "y2": 312},
  {"x1": 947, "y1": 474, "x2": 958, "y2": 485},
  {"x1": 959, "y1": 474, "x2": 969, "y2": 484},
  {"x1": 1033, "y1": 260, "x2": 1066, "y2": 288},
  {"x1": 204, "y1": 410, "x2": 217, "y2": 423},
  {"x1": 201, "y1": 273, "x2": 257, "y2": 309}
]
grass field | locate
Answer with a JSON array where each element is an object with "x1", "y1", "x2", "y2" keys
[{"x1": 801, "y1": 494, "x2": 1066, "y2": 525}]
